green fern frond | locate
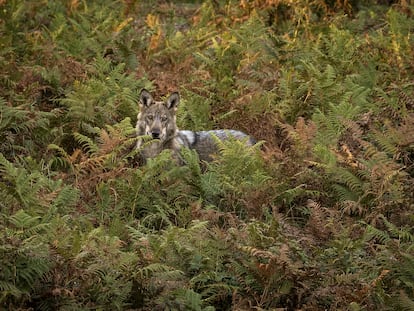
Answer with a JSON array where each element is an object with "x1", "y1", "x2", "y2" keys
[
  {"x1": 0, "y1": 281, "x2": 23, "y2": 300},
  {"x1": 0, "y1": 210, "x2": 51, "y2": 305},
  {"x1": 277, "y1": 184, "x2": 309, "y2": 206},
  {"x1": 110, "y1": 117, "x2": 136, "y2": 137},
  {"x1": 173, "y1": 288, "x2": 205, "y2": 311},
  {"x1": 371, "y1": 130, "x2": 399, "y2": 157},
  {"x1": 394, "y1": 291, "x2": 414, "y2": 311},
  {"x1": 365, "y1": 224, "x2": 391, "y2": 244},
  {"x1": 0, "y1": 154, "x2": 50, "y2": 209},
  {"x1": 8, "y1": 210, "x2": 42, "y2": 230},
  {"x1": 136, "y1": 263, "x2": 184, "y2": 280},
  {"x1": 335, "y1": 167, "x2": 364, "y2": 195},
  {"x1": 73, "y1": 132, "x2": 99, "y2": 156},
  {"x1": 314, "y1": 99, "x2": 362, "y2": 146},
  {"x1": 51, "y1": 185, "x2": 80, "y2": 211},
  {"x1": 313, "y1": 144, "x2": 337, "y2": 168},
  {"x1": 60, "y1": 56, "x2": 143, "y2": 131},
  {"x1": 47, "y1": 143, "x2": 74, "y2": 171},
  {"x1": 380, "y1": 216, "x2": 414, "y2": 243},
  {"x1": 0, "y1": 99, "x2": 57, "y2": 156},
  {"x1": 0, "y1": 98, "x2": 30, "y2": 133},
  {"x1": 397, "y1": 253, "x2": 414, "y2": 293},
  {"x1": 0, "y1": 152, "x2": 18, "y2": 177},
  {"x1": 333, "y1": 184, "x2": 360, "y2": 203},
  {"x1": 199, "y1": 281, "x2": 235, "y2": 305}
]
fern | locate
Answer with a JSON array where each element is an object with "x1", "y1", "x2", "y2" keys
[
  {"x1": 47, "y1": 143, "x2": 78, "y2": 171},
  {"x1": 363, "y1": 216, "x2": 414, "y2": 309},
  {"x1": 0, "y1": 97, "x2": 58, "y2": 158},
  {"x1": 202, "y1": 135, "x2": 270, "y2": 216},
  {"x1": 176, "y1": 90, "x2": 214, "y2": 131},
  {"x1": 312, "y1": 88, "x2": 411, "y2": 220},
  {"x1": 395, "y1": 252, "x2": 414, "y2": 299},
  {"x1": 335, "y1": 167, "x2": 365, "y2": 195},
  {"x1": 51, "y1": 226, "x2": 140, "y2": 310},
  {"x1": 8, "y1": 209, "x2": 45, "y2": 233},
  {"x1": 365, "y1": 223, "x2": 392, "y2": 245},
  {"x1": 332, "y1": 184, "x2": 361, "y2": 204},
  {"x1": 0, "y1": 154, "x2": 46, "y2": 210},
  {"x1": 166, "y1": 288, "x2": 215, "y2": 311},
  {"x1": 276, "y1": 184, "x2": 321, "y2": 208},
  {"x1": 127, "y1": 221, "x2": 237, "y2": 309},
  {"x1": 232, "y1": 243, "x2": 296, "y2": 308},
  {"x1": 1, "y1": 1, "x2": 414, "y2": 310},
  {"x1": 0, "y1": 210, "x2": 50, "y2": 305},
  {"x1": 50, "y1": 185, "x2": 80, "y2": 213},
  {"x1": 0, "y1": 98, "x2": 31, "y2": 133},
  {"x1": 379, "y1": 216, "x2": 413, "y2": 243},
  {"x1": 73, "y1": 132, "x2": 100, "y2": 156},
  {"x1": 314, "y1": 98, "x2": 362, "y2": 146},
  {"x1": 190, "y1": 271, "x2": 236, "y2": 306},
  {"x1": 60, "y1": 56, "x2": 145, "y2": 132},
  {"x1": 394, "y1": 291, "x2": 414, "y2": 311}
]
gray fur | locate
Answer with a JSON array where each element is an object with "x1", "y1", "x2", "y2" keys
[
  {"x1": 186, "y1": 130, "x2": 255, "y2": 162},
  {"x1": 136, "y1": 90, "x2": 255, "y2": 163}
]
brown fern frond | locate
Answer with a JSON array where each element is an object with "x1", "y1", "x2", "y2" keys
[
  {"x1": 340, "y1": 200, "x2": 364, "y2": 217},
  {"x1": 399, "y1": 89, "x2": 414, "y2": 111},
  {"x1": 396, "y1": 114, "x2": 414, "y2": 148},
  {"x1": 337, "y1": 118, "x2": 366, "y2": 165},
  {"x1": 306, "y1": 199, "x2": 335, "y2": 240},
  {"x1": 295, "y1": 117, "x2": 318, "y2": 145},
  {"x1": 334, "y1": 144, "x2": 366, "y2": 170},
  {"x1": 277, "y1": 118, "x2": 317, "y2": 164},
  {"x1": 69, "y1": 149, "x2": 83, "y2": 164},
  {"x1": 342, "y1": 118, "x2": 364, "y2": 138},
  {"x1": 357, "y1": 269, "x2": 390, "y2": 300},
  {"x1": 240, "y1": 246, "x2": 275, "y2": 260},
  {"x1": 97, "y1": 129, "x2": 118, "y2": 155},
  {"x1": 280, "y1": 117, "x2": 317, "y2": 148},
  {"x1": 75, "y1": 154, "x2": 109, "y2": 176},
  {"x1": 190, "y1": 200, "x2": 241, "y2": 229}
]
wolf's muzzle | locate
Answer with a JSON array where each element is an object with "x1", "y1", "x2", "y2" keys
[{"x1": 151, "y1": 131, "x2": 160, "y2": 139}]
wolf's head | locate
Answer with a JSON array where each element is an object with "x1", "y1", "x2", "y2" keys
[{"x1": 136, "y1": 89, "x2": 180, "y2": 144}]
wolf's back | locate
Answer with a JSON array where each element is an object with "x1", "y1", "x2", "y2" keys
[{"x1": 177, "y1": 129, "x2": 255, "y2": 162}]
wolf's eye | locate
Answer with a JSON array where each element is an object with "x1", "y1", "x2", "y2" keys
[
  {"x1": 146, "y1": 115, "x2": 154, "y2": 121},
  {"x1": 161, "y1": 115, "x2": 168, "y2": 122}
]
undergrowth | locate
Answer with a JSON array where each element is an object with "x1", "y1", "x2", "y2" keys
[{"x1": 1, "y1": 0, "x2": 413, "y2": 310}]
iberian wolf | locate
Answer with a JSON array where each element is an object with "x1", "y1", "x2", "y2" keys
[{"x1": 135, "y1": 89, "x2": 255, "y2": 163}]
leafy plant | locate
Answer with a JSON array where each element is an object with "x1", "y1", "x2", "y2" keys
[
  {"x1": 1, "y1": 1, "x2": 414, "y2": 310},
  {"x1": 0, "y1": 210, "x2": 50, "y2": 306},
  {"x1": 60, "y1": 57, "x2": 145, "y2": 132}
]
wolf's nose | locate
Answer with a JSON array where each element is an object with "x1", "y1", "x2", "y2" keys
[{"x1": 151, "y1": 132, "x2": 160, "y2": 139}]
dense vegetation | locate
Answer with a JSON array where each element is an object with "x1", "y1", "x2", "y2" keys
[{"x1": 1, "y1": 0, "x2": 413, "y2": 310}]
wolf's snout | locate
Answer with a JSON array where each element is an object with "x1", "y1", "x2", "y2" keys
[{"x1": 151, "y1": 131, "x2": 160, "y2": 139}]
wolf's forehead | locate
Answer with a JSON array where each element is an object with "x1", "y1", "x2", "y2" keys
[{"x1": 146, "y1": 102, "x2": 170, "y2": 114}]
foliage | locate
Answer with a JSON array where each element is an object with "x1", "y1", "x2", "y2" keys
[
  {"x1": 0, "y1": 210, "x2": 50, "y2": 306},
  {"x1": 1, "y1": 0, "x2": 413, "y2": 310}
]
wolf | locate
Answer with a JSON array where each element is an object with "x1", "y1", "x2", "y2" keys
[{"x1": 135, "y1": 89, "x2": 255, "y2": 163}]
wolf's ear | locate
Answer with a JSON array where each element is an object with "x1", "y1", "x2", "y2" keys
[
  {"x1": 166, "y1": 92, "x2": 180, "y2": 110},
  {"x1": 140, "y1": 89, "x2": 154, "y2": 107}
]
